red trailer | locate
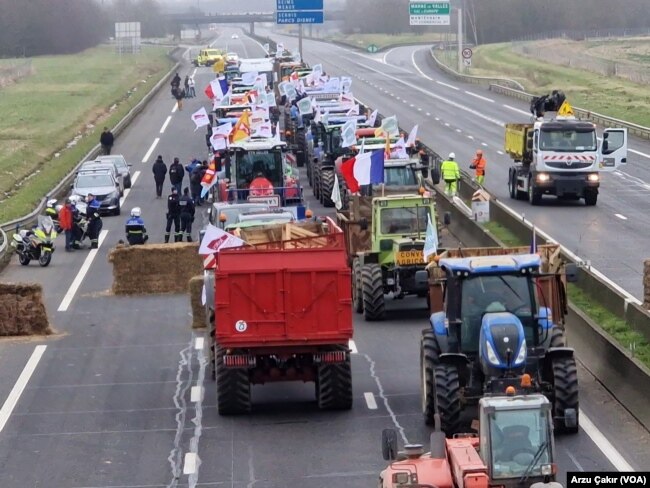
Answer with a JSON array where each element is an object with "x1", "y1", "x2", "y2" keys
[{"x1": 211, "y1": 218, "x2": 354, "y2": 414}]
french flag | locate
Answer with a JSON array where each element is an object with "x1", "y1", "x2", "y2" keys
[
  {"x1": 341, "y1": 149, "x2": 385, "y2": 193},
  {"x1": 204, "y1": 77, "x2": 229, "y2": 100}
]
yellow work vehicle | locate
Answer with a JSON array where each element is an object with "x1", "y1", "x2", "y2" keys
[{"x1": 194, "y1": 48, "x2": 224, "y2": 67}]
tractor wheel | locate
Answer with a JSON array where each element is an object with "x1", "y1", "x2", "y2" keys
[
  {"x1": 321, "y1": 170, "x2": 335, "y2": 207},
  {"x1": 552, "y1": 356, "x2": 579, "y2": 434},
  {"x1": 421, "y1": 330, "x2": 441, "y2": 425},
  {"x1": 433, "y1": 363, "x2": 462, "y2": 436},
  {"x1": 313, "y1": 169, "x2": 321, "y2": 199},
  {"x1": 584, "y1": 189, "x2": 598, "y2": 206},
  {"x1": 549, "y1": 326, "x2": 566, "y2": 347},
  {"x1": 352, "y1": 259, "x2": 364, "y2": 314},
  {"x1": 361, "y1": 263, "x2": 385, "y2": 321},
  {"x1": 316, "y1": 346, "x2": 353, "y2": 410},
  {"x1": 215, "y1": 346, "x2": 251, "y2": 415}
]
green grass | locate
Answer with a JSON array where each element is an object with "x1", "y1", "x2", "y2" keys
[
  {"x1": 459, "y1": 42, "x2": 650, "y2": 127},
  {"x1": 0, "y1": 45, "x2": 173, "y2": 223},
  {"x1": 479, "y1": 219, "x2": 650, "y2": 369},
  {"x1": 325, "y1": 32, "x2": 454, "y2": 50}
]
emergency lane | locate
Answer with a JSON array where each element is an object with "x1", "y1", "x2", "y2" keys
[{"x1": 260, "y1": 29, "x2": 650, "y2": 300}]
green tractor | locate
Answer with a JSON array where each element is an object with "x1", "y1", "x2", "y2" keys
[{"x1": 338, "y1": 194, "x2": 441, "y2": 321}]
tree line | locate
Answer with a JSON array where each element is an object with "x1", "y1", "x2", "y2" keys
[
  {"x1": 343, "y1": 0, "x2": 650, "y2": 44},
  {"x1": 0, "y1": 0, "x2": 166, "y2": 57}
]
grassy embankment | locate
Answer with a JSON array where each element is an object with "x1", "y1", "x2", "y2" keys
[
  {"x1": 0, "y1": 45, "x2": 174, "y2": 223},
  {"x1": 482, "y1": 221, "x2": 650, "y2": 368},
  {"x1": 324, "y1": 32, "x2": 454, "y2": 50},
  {"x1": 437, "y1": 38, "x2": 650, "y2": 127}
]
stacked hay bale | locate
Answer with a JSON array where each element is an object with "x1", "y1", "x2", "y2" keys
[
  {"x1": 188, "y1": 275, "x2": 206, "y2": 329},
  {"x1": 0, "y1": 283, "x2": 51, "y2": 336}
]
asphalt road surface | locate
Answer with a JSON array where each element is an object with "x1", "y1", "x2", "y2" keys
[{"x1": 0, "y1": 29, "x2": 648, "y2": 488}]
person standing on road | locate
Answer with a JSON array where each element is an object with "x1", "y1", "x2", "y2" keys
[
  {"x1": 470, "y1": 149, "x2": 487, "y2": 186},
  {"x1": 85, "y1": 193, "x2": 102, "y2": 249},
  {"x1": 441, "y1": 152, "x2": 461, "y2": 197},
  {"x1": 172, "y1": 85, "x2": 184, "y2": 110},
  {"x1": 169, "y1": 157, "x2": 185, "y2": 195},
  {"x1": 190, "y1": 161, "x2": 205, "y2": 206},
  {"x1": 188, "y1": 75, "x2": 196, "y2": 98},
  {"x1": 152, "y1": 155, "x2": 167, "y2": 198},
  {"x1": 58, "y1": 199, "x2": 74, "y2": 252},
  {"x1": 179, "y1": 187, "x2": 196, "y2": 242},
  {"x1": 184, "y1": 75, "x2": 190, "y2": 98},
  {"x1": 165, "y1": 187, "x2": 182, "y2": 243},
  {"x1": 100, "y1": 127, "x2": 114, "y2": 155}
]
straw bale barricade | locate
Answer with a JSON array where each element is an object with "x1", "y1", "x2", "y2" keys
[{"x1": 0, "y1": 283, "x2": 51, "y2": 336}]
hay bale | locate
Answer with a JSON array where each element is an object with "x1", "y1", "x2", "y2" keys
[
  {"x1": 0, "y1": 283, "x2": 51, "y2": 336},
  {"x1": 644, "y1": 259, "x2": 650, "y2": 310},
  {"x1": 108, "y1": 243, "x2": 203, "y2": 295},
  {"x1": 188, "y1": 275, "x2": 207, "y2": 329}
]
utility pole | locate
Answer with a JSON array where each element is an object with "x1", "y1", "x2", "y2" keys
[{"x1": 457, "y1": 7, "x2": 463, "y2": 73}]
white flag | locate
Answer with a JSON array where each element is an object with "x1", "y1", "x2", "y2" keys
[
  {"x1": 210, "y1": 122, "x2": 232, "y2": 151},
  {"x1": 331, "y1": 173, "x2": 343, "y2": 210},
  {"x1": 298, "y1": 97, "x2": 313, "y2": 115},
  {"x1": 276, "y1": 43, "x2": 284, "y2": 55},
  {"x1": 391, "y1": 137, "x2": 408, "y2": 159},
  {"x1": 340, "y1": 119, "x2": 357, "y2": 148},
  {"x1": 191, "y1": 107, "x2": 210, "y2": 131},
  {"x1": 241, "y1": 71, "x2": 258, "y2": 85},
  {"x1": 314, "y1": 109, "x2": 322, "y2": 124},
  {"x1": 380, "y1": 115, "x2": 399, "y2": 136},
  {"x1": 199, "y1": 224, "x2": 246, "y2": 255},
  {"x1": 346, "y1": 104, "x2": 359, "y2": 116},
  {"x1": 423, "y1": 214, "x2": 439, "y2": 261},
  {"x1": 312, "y1": 63, "x2": 323, "y2": 76},
  {"x1": 254, "y1": 73, "x2": 268, "y2": 87},
  {"x1": 340, "y1": 76, "x2": 352, "y2": 93},
  {"x1": 263, "y1": 43, "x2": 270, "y2": 53},
  {"x1": 406, "y1": 124, "x2": 419, "y2": 147},
  {"x1": 251, "y1": 122, "x2": 273, "y2": 138},
  {"x1": 367, "y1": 109, "x2": 378, "y2": 127}
]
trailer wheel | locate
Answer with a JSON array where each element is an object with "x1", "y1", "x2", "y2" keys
[
  {"x1": 362, "y1": 263, "x2": 385, "y2": 321},
  {"x1": 321, "y1": 170, "x2": 335, "y2": 207},
  {"x1": 528, "y1": 176, "x2": 542, "y2": 205},
  {"x1": 433, "y1": 363, "x2": 462, "y2": 436},
  {"x1": 352, "y1": 259, "x2": 364, "y2": 314},
  {"x1": 216, "y1": 346, "x2": 251, "y2": 415},
  {"x1": 584, "y1": 189, "x2": 598, "y2": 206},
  {"x1": 421, "y1": 330, "x2": 440, "y2": 425},
  {"x1": 317, "y1": 347, "x2": 353, "y2": 410},
  {"x1": 551, "y1": 356, "x2": 579, "y2": 434}
]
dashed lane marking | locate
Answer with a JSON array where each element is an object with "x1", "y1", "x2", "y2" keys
[
  {"x1": 194, "y1": 337, "x2": 204, "y2": 350},
  {"x1": 629, "y1": 148, "x2": 650, "y2": 159},
  {"x1": 171, "y1": 103, "x2": 178, "y2": 114},
  {"x1": 503, "y1": 104, "x2": 530, "y2": 116},
  {"x1": 348, "y1": 339, "x2": 358, "y2": 354},
  {"x1": 141, "y1": 137, "x2": 160, "y2": 163},
  {"x1": 465, "y1": 90, "x2": 495, "y2": 103},
  {"x1": 436, "y1": 80, "x2": 460, "y2": 91},
  {"x1": 160, "y1": 115, "x2": 172, "y2": 134},
  {"x1": 615, "y1": 213, "x2": 628, "y2": 220},
  {"x1": 183, "y1": 452, "x2": 199, "y2": 475},
  {"x1": 364, "y1": 392, "x2": 378, "y2": 410},
  {"x1": 190, "y1": 386, "x2": 203, "y2": 402}
]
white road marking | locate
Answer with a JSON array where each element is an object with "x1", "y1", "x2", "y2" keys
[
  {"x1": 141, "y1": 137, "x2": 160, "y2": 163},
  {"x1": 481, "y1": 142, "x2": 488, "y2": 147},
  {"x1": 629, "y1": 148, "x2": 650, "y2": 159},
  {"x1": 614, "y1": 171, "x2": 624, "y2": 177},
  {"x1": 614, "y1": 213, "x2": 628, "y2": 220},
  {"x1": 580, "y1": 410, "x2": 634, "y2": 471},
  {"x1": 364, "y1": 392, "x2": 378, "y2": 410},
  {"x1": 348, "y1": 339, "x2": 358, "y2": 353},
  {"x1": 160, "y1": 115, "x2": 172, "y2": 134},
  {"x1": 436, "y1": 80, "x2": 460, "y2": 91},
  {"x1": 444, "y1": 122, "x2": 450, "y2": 127},
  {"x1": 411, "y1": 51, "x2": 434, "y2": 81},
  {"x1": 435, "y1": 117, "x2": 440, "y2": 121},
  {"x1": 426, "y1": 112, "x2": 431, "y2": 116},
  {"x1": 119, "y1": 171, "x2": 140, "y2": 207},
  {"x1": 183, "y1": 452, "x2": 199, "y2": 475},
  {"x1": 191, "y1": 67, "x2": 197, "y2": 77},
  {"x1": 497, "y1": 150, "x2": 504, "y2": 155},
  {"x1": 410, "y1": 104, "x2": 415, "y2": 107},
  {"x1": 171, "y1": 103, "x2": 178, "y2": 114},
  {"x1": 58, "y1": 230, "x2": 109, "y2": 312},
  {"x1": 194, "y1": 337, "x2": 204, "y2": 350},
  {"x1": 467, "y1": 135, "x2": 474, "y2": 140},
  {"x1": 382, "y1": 48, "x2": 393, "y2": 65},
  {"x1": 456, "y1": 128, "x2": 462, "y2": 133},
  {"x1": 465, "y1": 90, "x2": 495, "y2": 103},
  {"x1": 418, "y1": 108, "x2": 422, "y2": 111},
  {"x1": 503, "y1": 104, "x2": 530, "y2": 116},
  {"x1": 190, "y1": 386, "x2": 203, "y2": 402},
  {"x1": 0, "y1": 345, "x2": 47, "y2": 434}
]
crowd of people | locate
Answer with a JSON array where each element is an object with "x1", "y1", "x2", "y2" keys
[{"x1": 170, "y1": 72, "x2": 196, "y2": 111}]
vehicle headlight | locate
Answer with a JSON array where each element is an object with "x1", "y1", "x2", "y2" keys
[
  {"x1": 536, "y1": 173, "x2": 550, "y2": 182},
  {"x1": 587, "y1": 173, "x2": 599, "y2": 182},
  {"x1": 515, "y1": 339, "x2": 527, "y2": 365},
  {"x1": 485, "y1": 340, "x2": 500, "y2": 366},
  {"x1": 541, "y1": 464, "x2": 553, "y2": 476}
]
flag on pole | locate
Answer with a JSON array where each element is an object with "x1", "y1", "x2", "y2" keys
[
  {"x1": 406, "y1": 124, "x2": 419, "y2": 147},
  {"x1": 384, "y1": 132, "x2": 392, "y2": 160},
  {"x1": 530, "y1": 224, "x2": 537, "y2": 253},
  {"x1": 423, "y1": 214, "x2": 439, "y2": 261},
  {"x1": 341, "y1": 149, "x2": 385, "y2": 192},
  {"x1": 191, "y1": 107, "x2": 210, "y2": 131},
  {"x1": 367, "y1": 109, "x2": 378, "y2": 127},
  {"x1": 198, "y1": 224, "x2": 246, "y2": 255},
  {"x1": 230, "y1": 111, "x2": 251, "y2": 143},
  {"x1": 200, "y1": 158, "x2": 218, "y2": 198},
  {"x1": 331, "y1": 173, "x2": 343, "y2": 210}
]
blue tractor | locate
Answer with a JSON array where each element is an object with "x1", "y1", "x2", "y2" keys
[{"x1": 418, "y1": 252, "x2": 579, "y2": 437}]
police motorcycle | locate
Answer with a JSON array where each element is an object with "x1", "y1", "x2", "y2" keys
[
  {"x1": 11, "y1": 215, "x2": 57, "y2": 266},
  {"x1": 68, "y1": 195, "x2": 93, "y2": 248}
]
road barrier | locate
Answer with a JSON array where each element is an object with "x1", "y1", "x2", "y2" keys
[{"x1": 0, "y1": 282, "x2": 51, "y2": 336}]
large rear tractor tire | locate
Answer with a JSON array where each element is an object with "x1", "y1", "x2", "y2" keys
[
  {"x1": 361, "y1": 263, "x2": 385, "y2": 321},
  {"x1": 552, "y1": 356, "x2": 579, "y2": 434},
  {"x1": 316, "y1": 346, "x2": 353, "y2": 410},
  {"x1": 433, "y1": 363, "x2": 462, "y2": 436},
  {"x1": 549, "y1": 326, "x2": 566, "y2": 347},
  {"x1": 216, "y1": 346, "x2": 251, "y2": 415},
  {"x1": 352, "y1": 259, "x2": 364, "y2": 314},
  {"x1": 321, "y1": 170, "x2": 335, "y2": 207},
  {"x1": 421, "y1": 330, "x2": 441, "y2": 425}
]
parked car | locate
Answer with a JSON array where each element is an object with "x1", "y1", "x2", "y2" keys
[
  {"x1": 95, "y1": 154, "x2": 132, "y2": 188},
  {"x1": 226, "y1": 52, "x2": 240, "y2": 64},
  {"x1": 79, "y1": 160, "x2": 124, "y2": 195},
  {"x1": 71, "y1": 171, "x2": 121, "y2": 216}
]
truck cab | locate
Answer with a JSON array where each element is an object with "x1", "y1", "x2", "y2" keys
[{"x1": 195, "y1": 48, "x2": 223, "y2": 67}]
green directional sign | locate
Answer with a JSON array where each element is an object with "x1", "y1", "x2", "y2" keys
[
  {"x1": 409, "y1": 2, "x2": 450, "y2": 15},
  {"x1": 367, "y1": 44, "x2": 379, "y2": 53}
]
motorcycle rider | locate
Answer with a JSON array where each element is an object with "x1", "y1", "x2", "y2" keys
[
  {"x1": 125, "y1": 207, "x2": 148, "y2": 245},
  {"x1": 165, "y1": 187, "x2": 182, "y2": 243},
  {"x1": 179, "y1": 187, "x2": 196, "y2": 242},
  {"x1": 86, "y1": 193, "x2": 102, "y2": 249}
]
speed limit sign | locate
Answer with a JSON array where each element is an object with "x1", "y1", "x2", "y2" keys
[{"x1": 462, "y1": 48, "x2": 473, "y2": 59}]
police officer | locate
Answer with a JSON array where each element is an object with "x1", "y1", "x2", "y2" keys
[
  {"x1": 165, "y1": 187, "x2": 182, "y2": 243},
  {"x1": 125, "y1": 207, "x2": 148, "y2": 245},
  {"x1": 85, "y1": 193, "x2": 102, "y2": 249},
  {"x1": 440, "y1": 152, "x2": 461, "y2": 197},
  {"x1": 179, "y1": 187, "x2": 196, "y2": 242}
]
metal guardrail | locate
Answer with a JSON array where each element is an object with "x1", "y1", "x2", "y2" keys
[
  {"x1": 0, "y1": 58, "x2": 182, "y2": 261},
  {"x1": 0, "y1": 228, "x2": 7, "y2": 256}
]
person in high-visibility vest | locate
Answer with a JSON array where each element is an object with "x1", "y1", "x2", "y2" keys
[
  {"x1": 440, "y1": 152, "x2": 461, "y2": 196},
  {"x1": 470, "y1": 149, "x2": 487, "y2": 186}
]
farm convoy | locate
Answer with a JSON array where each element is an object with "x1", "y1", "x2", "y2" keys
[{"x1": 186, "y1": 42, "x2": 621, "y2": 487}]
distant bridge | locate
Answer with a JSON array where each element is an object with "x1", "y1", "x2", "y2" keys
[{"x1": 165, "y1": 10, "x2": 345, "y2": 25}]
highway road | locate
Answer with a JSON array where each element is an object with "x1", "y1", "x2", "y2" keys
[
  {"x1": 262, "y1": 29, "x2": 650, "y2": 301},
  {"x1": 0, "y1": 29, "x2": 648, "y2": 487}
]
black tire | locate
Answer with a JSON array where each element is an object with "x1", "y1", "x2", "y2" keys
[
  {"x1": 584, "y1": 189, "x2": 598, "y2": 206},
  {"x1": 216, "y1": 346, "x2": 251, "y2": 415},
  {"x1": 508, "y1": 171, "x2": 517, "y2": 199},
  {"x1": 18, "y1": 253, "x2": 31, "y2": 266},
  {"x1": 361, "y1": 263, "x2": 385, "y2": 321},
  {"x1": 321, "y1": 169, "x2": 335, "y2": 207},
  {"x1": 125, "y1": 176, "x2": 132, "y2": 189},
  {"x1": 549, "y1": 327, "x2": 566, "y2": 347},
  {"x1": 421, "y1": 330, "x2": 440, "y2": 425},
  {"x1": 433, "y1": 363, "x2": 462, "y2": 436},
  {"x1": 352, "y1": 259, "x2": 363, "y2": 314},
  {"x1": 313, "y1": 169, "x2": 321, "y2": 198},
  {"x1": 39, "y1": 251, "x2": 52, "y2": 267},
  {"x1": 114, "y1": 202, "x2": 121, "y2": 216},
  {"x1": 552, "y1": 356, "x2": 579, "y2": 434},
  {"x1": 528, "y1": 176, "x2": 541, "y2": 205},
  {"x1": 316, "y1": 346, "x2": 353, "y2": 410}
]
